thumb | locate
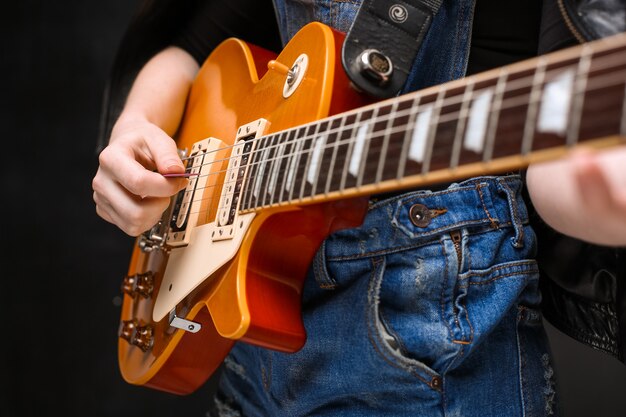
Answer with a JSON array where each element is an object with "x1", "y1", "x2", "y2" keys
[{"x1": 145, "y1": 127, "x2": 185, "y2": 174}]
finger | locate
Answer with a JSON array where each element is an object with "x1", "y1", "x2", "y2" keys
[
  {"x1": 99, "y1": 145, "x2": 187, "y2": 198},
  {"x1": 94, "y1": 193, "x2": 115, "y2": 224},
  {"x1": 94, "y1": 171, "x2": 171, "y2": 235}
]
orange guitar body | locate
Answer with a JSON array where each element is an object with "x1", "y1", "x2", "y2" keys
[{"x1": 118, "y1": 23, "x2": 371, "y2": 395}]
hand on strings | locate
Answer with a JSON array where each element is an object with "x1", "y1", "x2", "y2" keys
[{"x1": 92, "y1": 117, "x2": 187, "y2": 236}]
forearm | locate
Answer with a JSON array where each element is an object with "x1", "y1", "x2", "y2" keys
[
  {"x1": 93, "y1": 46, "x2": 199, "y2": 236},
  {"x1": 112, "y1": 46, "x2": 200, "y2": 139},
  {"x1": 526, "y1": 148, "x2": 626, "y2": 246}
]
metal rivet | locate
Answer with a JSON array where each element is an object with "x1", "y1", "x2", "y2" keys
[
  {"x1": 409, "y1": 203, "x2": 431, "y2": 227},
  {"x1": 431, "y1": 376, "x2": 442, "y2": 390}
]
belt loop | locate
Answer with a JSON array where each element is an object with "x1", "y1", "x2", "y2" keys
[{"x1": 496, "y1": 178, "x2": 525, "y2": 249}]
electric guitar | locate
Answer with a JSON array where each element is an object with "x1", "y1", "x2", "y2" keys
[{"x1": 117, "y1": 22, "x2": 626, "y2": 395}]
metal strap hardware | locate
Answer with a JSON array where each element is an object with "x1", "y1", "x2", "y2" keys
[{"x1": 342, "y1": 0, "x2": 443, "y2": 98}]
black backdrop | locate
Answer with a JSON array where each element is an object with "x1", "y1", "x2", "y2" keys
[{"x1": 1, "y1": 1, "x2": 625, "y2": 416}]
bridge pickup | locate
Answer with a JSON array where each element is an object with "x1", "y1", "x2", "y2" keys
[{"x1": 167, "y1": 137, "x2": 227, "y2": 247}]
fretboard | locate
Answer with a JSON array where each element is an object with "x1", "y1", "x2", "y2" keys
[{"x1": 239, "y1": 32, "x2": 626, "y2": 212}]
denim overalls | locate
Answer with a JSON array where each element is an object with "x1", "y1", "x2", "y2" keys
[{"x1": 211, "y1": 1, "x2": 558, "y2": 416}]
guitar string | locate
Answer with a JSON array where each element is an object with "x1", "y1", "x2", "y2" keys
[
  {"x1": 178, "y1": 69, "x2": 626, "y2": 224},
  {"x1": 165, "y1": 50, "x2": 626, "y2": 222},
  {"x1": 178, "y1": 46, "x2": 626, "y2": 167},
  {"x1": 181, "y1": 67, "x2": 626, "y2": 219}
]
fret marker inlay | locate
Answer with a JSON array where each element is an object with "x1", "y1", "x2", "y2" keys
[
  {"x1": 268, "y1": 142, "x2": 286, "y2": 196},
  {"x1": 349, "y1": 124, "x2": 369, "y2": 177},
  {"x1": 253, "y1": 146, "x2": 270, "y2": 199},
  {"x1": 537, "y1": 69, "x2": 575, "y2": 135},
  {"x1": 285, "y1": 139, "x2": 303, "y2": 192},
  {"x1": 464, "y1": 88, "x2": 493, "y2": 153},
  {"x1": 408, "y1": 104, "x2": 433, "y2": 162},
  {"x1": 307, "y1": 134, "x2": 327, "y2": 185}
]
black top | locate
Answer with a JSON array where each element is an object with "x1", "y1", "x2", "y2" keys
[
  {"x1": 172, "y1": 0, "x2": 574, "y2": 77},
  {"x1": 172, "y1": 0, "x2": 281, "y2": 64}
]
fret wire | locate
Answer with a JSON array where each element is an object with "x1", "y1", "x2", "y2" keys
[
  {"x1": 298, "y1": 123, "x2": 322, "y2": 202},
  {"x1": 397, "y1": 95, "x2": 422, "y2": 180},
  {"x1": 376, "y1": 101, "x2": 398, "y2": 185},
  {"x1": 450, "y1": 79, "x2": 474, "y2": 169},
  {"x1": 179, "y1": 52, "x2": 626, "y2": 218},
  {"x1": 324, "y1": 116, "x2": 345, "y2": 196},
  {"x1": 178, "y1": 45, "x2": 626, "y2": 176},
  {"x1": 567, "y1": 44, "x2": 593, "y2": 147},
  {"x1": 192, "y1": 48, "x2": 626, "y2": 181},
  {"x1": 483, "y1": 68, "x2": 509, "y2": 162},
  {"x1": 521, "y1": 57, "x2": 547, "y2": 156},
  {"x1": 204, "y1": 68, "x2": 626, "y2": 196},
  {"x1": 357, "y1": 108, "x2": 378, "y2": 188},
  {"x1": 188, "y1": 69, "x2": 626, "y2": 217},
  {"x1": 192, "y1": 90, "x2": 625, "y2": 218},
  {"x1": 186, "y1": 48, "x2": 616, "y2": 211},
  {"x1": 422, "y1": 89, "x2": 446, "y2": 175}
]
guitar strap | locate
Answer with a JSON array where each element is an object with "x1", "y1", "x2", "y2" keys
[{"x1": 342, "y1": 0, "x2": 443, "y2": 98}]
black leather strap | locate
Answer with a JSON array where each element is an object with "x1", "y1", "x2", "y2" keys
[{"x1": 341, "y1": 0, "x2": 443, "y2": 98}]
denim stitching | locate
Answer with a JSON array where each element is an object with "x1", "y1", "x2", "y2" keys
[
  {"x1": 469, "y1": 270, "x2": 537, "y2": 286},
  {"x1": 442, "y1": 234, "x2": 474, "y2": 345},
  {"x1": 327, "y1": 220, "x2": 518, "y2": 262},
  {"x1": 451, "y1": 0, "x2": 467, "y2": 80},
  {"x1": 516, "y1": 306, "x2": 527, "y2": 417},
  {"x1": 499, "y1": 179, "x2": 525, "y2": 248},
  {"x1": 439, "y1": 238, "x2": 455, "y2": 342},
  {"x1": 516, "y1": 305, "x2": 557, "y2": 416},
  {"x1": 366, "y1": 256, "x2": 438, "y2": 386},
  {"x1": 313, "y1": 241, "x2": 338, "y2": 289},
  {"x1": 476, "y1": 183, "x2": 499, "y2": 227},
  {"x1": 463, "y1": 260, "x2": 538, "y2": 280}
]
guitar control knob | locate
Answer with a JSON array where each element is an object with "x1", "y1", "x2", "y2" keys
[
  {"x1": 121, "y1": 272, "x2": 154, "y2": 298},
  {"x1": 119, "y1": 319, "x2": 154, "y2": 352}
]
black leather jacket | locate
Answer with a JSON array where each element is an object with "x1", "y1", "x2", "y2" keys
[
  {"x1": 97, "y1": 0, "x2": 626, "y2": 362},
  {"x1": 535, "y1": 0, "x2": 626, "y2": 363}
]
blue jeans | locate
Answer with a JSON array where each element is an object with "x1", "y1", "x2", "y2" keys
[{"x1": 209, "y1": 176, "x2": 558, "y2": 416}]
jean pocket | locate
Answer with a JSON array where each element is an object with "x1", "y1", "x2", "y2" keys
[{"x1": 366, "y1": 254, "x2": 446, "y2": 388}]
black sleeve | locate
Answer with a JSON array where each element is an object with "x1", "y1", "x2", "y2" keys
[
  {"x1": 97, "y1": 0, "x2": 282, "y2": 152},
  {"x1": 171, "y1": 0, "x2": 282, "y2": 65}
]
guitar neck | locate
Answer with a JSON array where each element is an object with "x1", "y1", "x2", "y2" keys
[{"x1": 239, "y1": 32, "x2": 626, "y2": 212}]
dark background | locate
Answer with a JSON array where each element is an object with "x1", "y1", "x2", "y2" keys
[{"x1": 1, "y1": 1, "x2": 625, "y2": 416}]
